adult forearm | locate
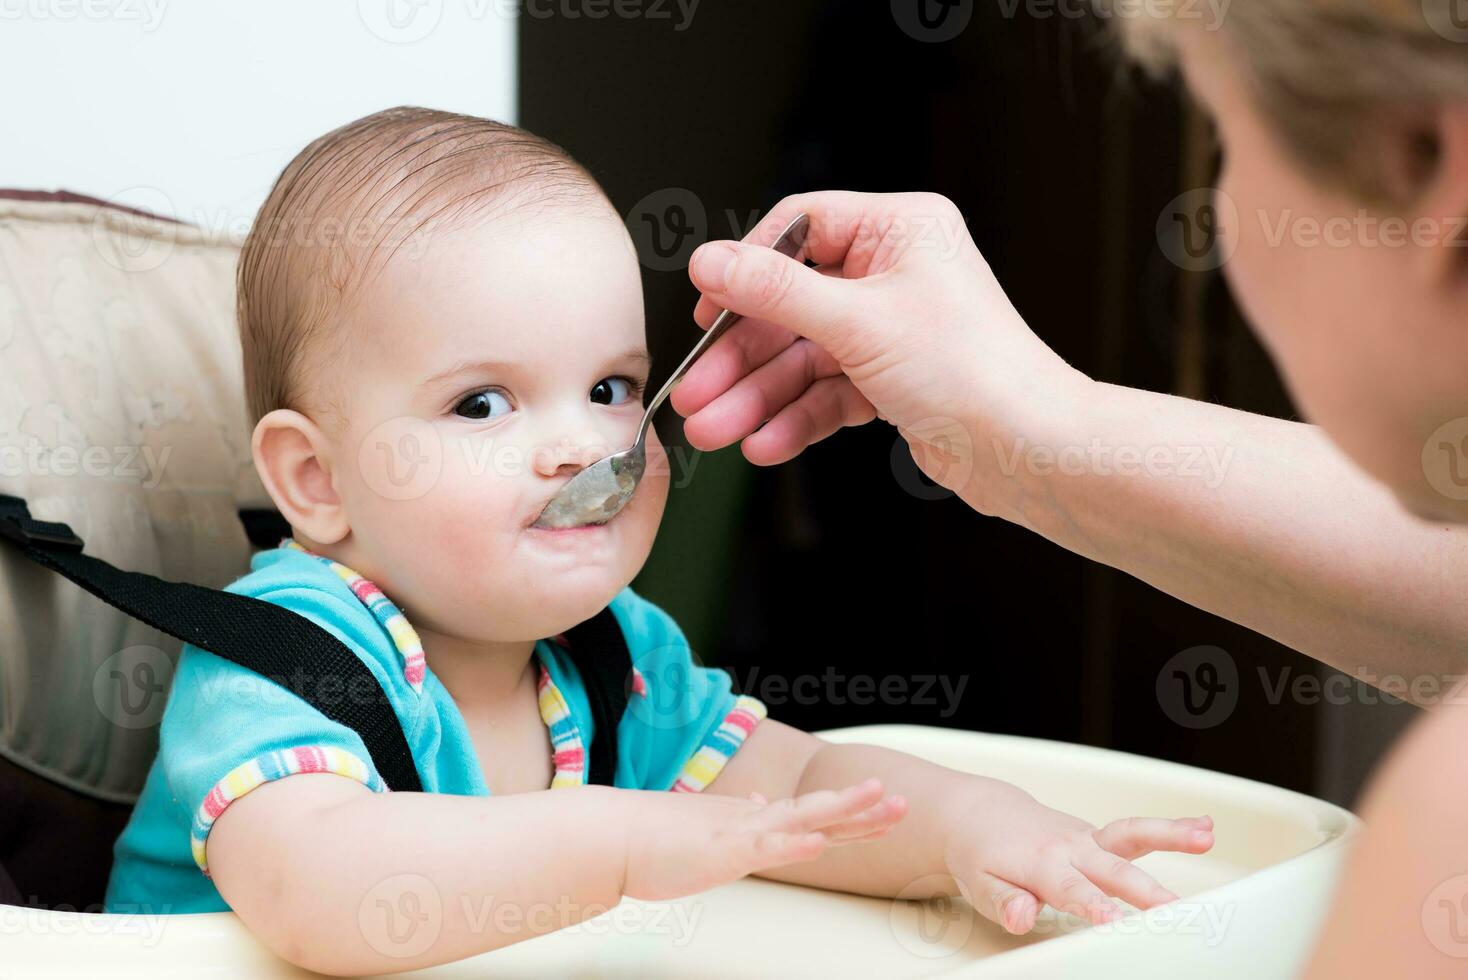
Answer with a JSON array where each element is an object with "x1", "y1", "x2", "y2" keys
[{"x1": 983, "y1": 379, "x2": 1468, "y2": 693}]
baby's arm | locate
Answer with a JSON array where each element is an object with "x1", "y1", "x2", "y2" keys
[
  {"x1": 206, "y1": 769, "x2": 900, "y2": 975},
  {"x1": 708, "y1": 721, "x2": 1214, "y2": 934}
]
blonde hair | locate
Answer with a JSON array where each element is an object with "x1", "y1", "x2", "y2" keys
[
  {"x1": 237, "y1": 106, "x2": 602, "y2": 427},
  {"x1": 1111, "y1": 0, "x2": 1468, "y2": 201}
]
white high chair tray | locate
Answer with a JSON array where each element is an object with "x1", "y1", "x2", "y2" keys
[{"x1": 1, "y1": 725, "x2": 1358, "y2": 978}]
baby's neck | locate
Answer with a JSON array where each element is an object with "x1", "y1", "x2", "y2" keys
[{"x1": 415, "y1": 627, "x2": 539, "y2": 712}]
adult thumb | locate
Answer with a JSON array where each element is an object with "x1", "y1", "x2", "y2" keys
[{"x1": 690, "y1": 240, "x2": 857, "y2": 351}]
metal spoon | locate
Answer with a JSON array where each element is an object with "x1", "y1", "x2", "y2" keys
[{"x1": 532, "y1": 212, "x2": 811, "y2": 529}]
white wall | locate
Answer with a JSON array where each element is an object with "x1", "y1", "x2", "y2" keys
[{"x1": 1, "y1": 0, "x2": 517, "y2": 237}]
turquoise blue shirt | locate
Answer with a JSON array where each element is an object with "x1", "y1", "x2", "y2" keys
[{"x1": 104, "y1": 544, "x2": 765, "y2": 913}]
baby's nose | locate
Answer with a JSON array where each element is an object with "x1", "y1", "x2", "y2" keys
[{"x1": 531, "y1": 434, "x2": 616, "y2": 477}]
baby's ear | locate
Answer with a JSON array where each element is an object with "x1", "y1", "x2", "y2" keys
[{"x1": 251, "y1": 409, "x2": 349, "y2": 545}]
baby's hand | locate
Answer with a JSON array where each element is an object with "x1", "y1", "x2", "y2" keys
[
  {"x1": 622, "y1": 777, "x2": 905, "y2": 901},
  {"x1": 943, "y1": 784, "x2": 1214, "y2": 934}
]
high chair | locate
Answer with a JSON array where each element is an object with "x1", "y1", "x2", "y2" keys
[{"x1": 0, "y1": 193, "x2": 1359, "y2": 978}]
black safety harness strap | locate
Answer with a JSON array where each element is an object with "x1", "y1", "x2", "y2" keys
[{"x1": 0, "y1": 494, "x2": 632, "y2": 790}]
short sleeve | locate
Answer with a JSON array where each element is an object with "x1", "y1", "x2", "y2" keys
[
  {"x1": 611, "y1": 590, "x2": 767, "y2": 792},
  {"x1": 157, "y1": 585, "x2": 399, "y2": 876}
]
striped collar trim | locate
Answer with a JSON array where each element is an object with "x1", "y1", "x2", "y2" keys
[
  {"x1": 282, "y1": 539, "x2": 426, "y2": 695},
  {"x1": 280, "y1": 539, "x2": 589, "y2": 789}
]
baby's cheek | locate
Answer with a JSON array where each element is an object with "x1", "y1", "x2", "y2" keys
[
  {"x1": 397, "y1": 483, "x2": 526, "y2": 629},
  {"x1": 620, "y1": 431, "x2": 670, "y2": 555},
  {"x1": 640, "y1": 428, "x2": 672, "y2": 500},
  {"x1": 421, "y1": 465, "x2": 521, "y2": 561}
]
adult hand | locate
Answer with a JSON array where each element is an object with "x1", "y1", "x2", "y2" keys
[
  {"x1": 675, "y1": 191, "x2": 1468, "y2": 691},
  {"x1": 673, "y1": 190, "x2": 1088, "y2": 513}
]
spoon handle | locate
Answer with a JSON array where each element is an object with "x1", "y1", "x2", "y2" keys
[{"x1": 635, "y1": 213, "x2": 811, "y2": 445}]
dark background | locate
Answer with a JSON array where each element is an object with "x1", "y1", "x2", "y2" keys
[{"x1": 521, "y1": 1, "x2": 1415, "y2": 807}]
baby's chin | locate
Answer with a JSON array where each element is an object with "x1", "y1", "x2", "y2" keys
[
  {"x1": 1396, "y1": 487, "x2": 1468, "y2": 527},
  {"x1": 489, "y1": 570, "x2": 631, "y2": 641},
  {"x1": 493, "y1": 535, "x2": 645, "y2": 636}
]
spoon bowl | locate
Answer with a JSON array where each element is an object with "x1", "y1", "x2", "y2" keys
[
  {"x1": 531, "y1": 213, "x2": 810, "y2": 529},
  {"x1": 532, "y1": 445, "x2": 646, "y2": 529}
]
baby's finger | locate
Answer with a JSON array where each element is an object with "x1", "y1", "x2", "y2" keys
[
  {"x1": 821, "y1": 794, "x2": 908, "y2": 841},
  {"x1": 743, "y1": 830, "x2": 828, "y2": 872},
  {"x1": 763, "y1": 778, "x2": 886, "y2": 834},
  {"x1": 1032, "y1": 860, "x2": 1121, "y2": 926},
  {"x1": 734, "y1": 833, "x2": 827, "y2": 874},
  {"x1": 829, "y1": 827, "x2": 896, "y2": 844},
  {"x1": 1094, "y1": 816, "x2": 1214, "y2": 860},
  {"x1": 1071, "y1": 848, "x2": 1177, "y2": 910},
  {"x1": 958, "y1": 870, "x2": 1042, "y2": 935}
]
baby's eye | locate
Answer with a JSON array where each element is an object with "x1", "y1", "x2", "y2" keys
[
  {"x1": 453, "y1": 388, "x2": 513, "y2": 420},
  {"x1": 590, "y1": 376, "x2": 641, "y2": 406}
]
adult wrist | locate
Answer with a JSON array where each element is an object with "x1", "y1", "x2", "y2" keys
[{"x1": 955, "y1": 365, "x2": 1097, "y2": 529}]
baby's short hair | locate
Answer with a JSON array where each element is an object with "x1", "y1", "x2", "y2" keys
[{"x1": 237, "y1": 106, "x2": 603, "y2": 427}]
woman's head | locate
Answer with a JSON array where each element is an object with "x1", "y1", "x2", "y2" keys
[{"x1": 1114, "y1": 2, "x2": 1468, "y2": 521}]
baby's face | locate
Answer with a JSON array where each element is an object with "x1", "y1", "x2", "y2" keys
[{"x1": 320, "y1": 204, "x2": 669, "y2": 642}]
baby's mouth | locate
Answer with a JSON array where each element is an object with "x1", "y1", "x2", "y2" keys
[
  {"x1": 526, "y1": 491, "x2": 613, "y2": 531},
  {"x1": 527, "y1": 517, "x2": 611, "y2": 533}
]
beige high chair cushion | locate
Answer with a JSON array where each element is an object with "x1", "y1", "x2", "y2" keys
[{"x1": 0, "y1": 194, "x2": 268, "y2": 803}]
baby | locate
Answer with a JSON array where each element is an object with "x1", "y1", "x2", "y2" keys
[{"x1": 104, "y1": 107, "x2": 1213, "y2": 974}]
